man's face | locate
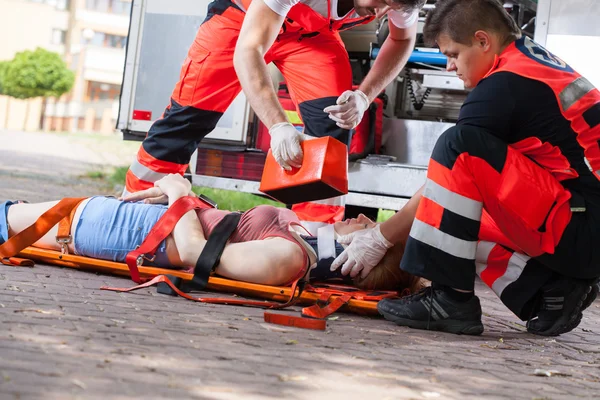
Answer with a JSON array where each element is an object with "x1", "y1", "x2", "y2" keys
[
  {"x1": 437, "y1": 33, "x2": 496, "y2": 88},
  {"x1": 353, "y1": 0, "x2": 409, "y2": 18}
]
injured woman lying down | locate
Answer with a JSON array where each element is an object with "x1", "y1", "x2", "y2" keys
[{"x1": 1, "y1": 174, "x2": 421, "y2": 292}]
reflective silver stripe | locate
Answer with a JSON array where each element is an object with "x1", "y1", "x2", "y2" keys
[
  {"x1": 410, "y1": 219, "x2": 477, "y2": 259},
  {"x1": 231, "y1": 0, "x2": 247, "y2": 11},
  {"x1": 475, "y1": 241, "x2": 496, "y2": 277},
  {"x1": 491, "y1": 251, "x2": 530, "y2": 297},
  {"x1": 423, "y1": 178, "x2": 483, "y2": 221},
  {"x1": 559, "y1": 77, "x2": 595, "y2": 111},
  {"x1": 128, "y1": 158, "x2": 168, "y2": 184},
  {"x1": 431, "y1": 299, "x2": 449, "y2": 319}
]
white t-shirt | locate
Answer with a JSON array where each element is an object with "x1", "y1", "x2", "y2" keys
[{"x1": 263, "y1": 0, "x2": 418, "y2": 28}]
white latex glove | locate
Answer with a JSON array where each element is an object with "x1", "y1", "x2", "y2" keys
[
  {"x1": 269, "y1": 122, "x2": 306, "y2": 170},
  {"x1": 330, "y1": 224, "x2": 393, "y2": 279},
  {"x1": 323, "y1": 90, "x2": 370, "y2": 130}
]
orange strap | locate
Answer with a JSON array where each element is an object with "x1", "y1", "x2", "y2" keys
[
  {"x1": 1, "y1": 257, "x2": 34, "y2": 267},
  {"x1": 124, "y1": 196, "x2": 214, "y2": 283},
  {"x1": 56, "y1": 199, "x2": 85, "y2": 254},
  {"x1": 301, "y1": 291, "x2": 353, "y2": 319},
  {"x1": 263, "y1": 311, "x2": 327, "y2": 330},
  {"x1": 0, "y1": 198, "x2": 86, "y2": 265},
  {"x1": 101, "y1": 274, "x2": 304, "y2": 308}
]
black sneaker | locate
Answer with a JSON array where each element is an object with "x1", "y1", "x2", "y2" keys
[
  {"x1": 526, "y1": 277, "x2": 595, "y2": 337},
  {"x1": 377, "y1": 286, "x2": 484, "y2": 335}
]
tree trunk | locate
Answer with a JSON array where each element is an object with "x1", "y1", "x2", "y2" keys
[
  {"x1": 23, "y1": 99, "x2": 30, "y2": 131},
  {"x1": 39, "y1": 97, "x2": 47, "y2": 131}
]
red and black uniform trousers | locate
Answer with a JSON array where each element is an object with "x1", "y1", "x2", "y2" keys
[
  {"x1": 400, "y1": 125, "x2": 600, "y2": 320},
  {"x1": 125, "y1": 0, "x2": 369, "y2": 194}
]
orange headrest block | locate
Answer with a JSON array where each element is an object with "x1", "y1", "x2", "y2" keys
[{"x1": 259, "y1": 136, "x2": 348, "y2": 204}]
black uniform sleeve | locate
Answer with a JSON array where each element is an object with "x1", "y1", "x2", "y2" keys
[{"x1": 457, "y1": 73, "x2": 517, "y2": 143}]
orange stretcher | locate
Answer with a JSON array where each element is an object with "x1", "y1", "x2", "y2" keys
[
  {"x1": 13, "y1": 247, "x2": 397, "y2": 330},
  {"x1": 1, "y1": 197, "x2": 399, "y2": 331}
]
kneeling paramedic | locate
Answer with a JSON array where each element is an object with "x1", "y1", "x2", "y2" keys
[
  {"x1": 332, "y1": 0, "x2": 600, "y2": 336},
  {"x1": 124, "y1": 0, "x2": 426, "y2": 195}
]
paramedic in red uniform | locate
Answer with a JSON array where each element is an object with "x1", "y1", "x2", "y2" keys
[
  {"x1": 332, "y1": 0, "x2": 600, "y2": 336},
  {"x1": 124, "y1": 0, "x2": 426, "y2": 194}
]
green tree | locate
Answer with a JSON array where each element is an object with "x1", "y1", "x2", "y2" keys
[{"x1": 3, "y1": 48, "x2": 75, "y2": 130}]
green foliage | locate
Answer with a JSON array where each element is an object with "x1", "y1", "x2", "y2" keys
[
  {"x1": 2, "y1": 48, "x2": 74, "y2": 100},
  {"x1": 191, "y1": 187, "x2": 284, "y2": 211},
  {"x1": 0, "y1": 61, "x2": 9, "y2": 95},
  {"x1": 377, "y1": 209, "x2": 395, "y2": 223},
  {"x1": 109, "y1": 166, "x2": 129, "y2": 185}
]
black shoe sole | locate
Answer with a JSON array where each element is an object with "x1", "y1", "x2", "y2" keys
[
  {"x1": 378, "y1": 307, "x2": 484, "y2": 335},
  {"x1": 582, "y1": 280, "x2": 598, "y2": 311},
  {"x1": 528, "y1": 284, "x2": 592, "y2": 337}
]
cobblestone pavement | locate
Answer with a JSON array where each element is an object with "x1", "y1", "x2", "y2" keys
[
  {"x1": 1, "y1": 130, "x2": 600, "y2": 399},
  {"x1": 1, "y1": 265, "x2": 599, "y2": 400}
]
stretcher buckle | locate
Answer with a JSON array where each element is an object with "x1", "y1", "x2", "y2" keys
[
  {"x1": 136, "y1": 253, "x2": 156, "y2": 267},
  {"x1": 56, "y1": 235, "x2": 72, "y2": 254}
]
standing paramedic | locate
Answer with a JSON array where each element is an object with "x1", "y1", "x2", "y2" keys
[
  {"x1": 332, "y1": 0, "x2": 600, "y2": 336},
  {"x1": 123, "y1": 0, "x2": 427, "y2": 195}
]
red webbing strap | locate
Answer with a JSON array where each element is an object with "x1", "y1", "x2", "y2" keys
[
  {"x1": 263, "y1": 312, "x2": 327, "y2": 330},
  {"x1": 0, "y1": 198, "x2": 86, "y2": 266},
  {"x1": 301, "y1": 291, "x2": 353, "y2": 319},
  {"x1": 125, "y1": 196, "x2": 214, "y2": 283},
  {"x1": 101, "y1": 275, "x2": 287, "y2": 308}
]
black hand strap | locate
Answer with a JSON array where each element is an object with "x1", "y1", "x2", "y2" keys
[{"x1": 191, "y1": 212, "x2": 242, "y2": 290}]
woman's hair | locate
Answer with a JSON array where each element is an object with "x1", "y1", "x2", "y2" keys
[
  {"x1": 352, "y1": 242, "x2": 424, "y2": 293},
  {"x1": 393, "y1": 0, "x2": 427, "y2": 12},
  {"x1": 423, "y1": 0, "x2": 521, "y2": 47}
]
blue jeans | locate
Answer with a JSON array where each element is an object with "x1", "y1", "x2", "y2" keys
[{"x1": 74, "y1": 196, "x2": 171, "y2": 267}]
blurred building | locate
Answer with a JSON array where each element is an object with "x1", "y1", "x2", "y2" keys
[{"x1": 0, "y1": 0, "x2": 130, "y2": 133}]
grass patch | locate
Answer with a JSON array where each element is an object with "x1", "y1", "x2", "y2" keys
[
  {"x1": 109, "y1": 166, "x2": 129, "y2": 186},
  {"x1": 85, "y1": 170, "x2": 107, "y2": 179},
  {"x1": 377, "y1": 209, "x2": 395, "y2": 223},
  {"x1": 192, "y1": 187, "x2": 283, "y2": 211}
]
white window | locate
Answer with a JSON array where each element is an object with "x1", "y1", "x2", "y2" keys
[{"x1": 51, "y1": 29, "x2": 67, "y2": 45}]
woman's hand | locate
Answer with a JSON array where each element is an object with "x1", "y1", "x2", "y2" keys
[
  {"x1": 120, "y1": 174, "x2": 194, "y2": 204},
  {"x1": 154, "y1": 174, "x2": 192, "y2": 200}
]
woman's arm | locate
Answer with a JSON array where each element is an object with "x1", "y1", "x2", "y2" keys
[{"x1": 125, "y1": 174, "x2": 207, "y2": 266}]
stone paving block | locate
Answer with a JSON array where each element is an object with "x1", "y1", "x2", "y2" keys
[{"x1": 2, "y1": 264, "x2": 600, "y2": 399}]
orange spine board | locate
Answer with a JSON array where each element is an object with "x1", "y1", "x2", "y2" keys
[{"x1": 18, "y1": 247, "x2": 379, "y2": 315}]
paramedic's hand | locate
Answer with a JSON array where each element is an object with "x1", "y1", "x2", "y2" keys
[
  {"x1": 120, "y1": 174, "x2": 193, "y2": 204},
  {"x1": 269, "y1": 122, "x2": 305, "y2": 170},
  {"x1": 331, "y1": 224, "x2": 393, "y2": 279},
  {"x1": 323, "y1": 90, "x2": 369, "y2": 130}
]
